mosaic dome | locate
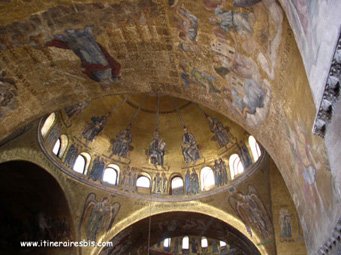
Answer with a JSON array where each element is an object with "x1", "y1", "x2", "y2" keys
[{"x1": 39, "y1": 93, "x2": 264, "y2": 199}]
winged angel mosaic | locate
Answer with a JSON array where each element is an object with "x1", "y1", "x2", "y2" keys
[
  {"x1": 229, "y1": 185, "x2": 273, "y2": 239},
  {"x1": 79, "y1": 193, "x2": 120, "y2": 241}
]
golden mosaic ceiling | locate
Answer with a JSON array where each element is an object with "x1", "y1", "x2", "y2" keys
[
  {"x1": 125, "y1": 94, "x2": 191, "y2": 113},
  {"x1": 0, "y1": 1, "x2": 339, "y2": 254},
  {"x1": 57, "y1": 94, "x2": 251, "y2": 172},
  {"x1": 0, "y1": 0, "x2": 283, "y2": 133}
]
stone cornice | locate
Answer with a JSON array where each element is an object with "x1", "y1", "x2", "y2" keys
[
  {"x1": 317, "y1": 217, "x2": 341, "y2": 255},
  {"x1": 313, "y1": 30, "x2": 341, "y2": 137}
]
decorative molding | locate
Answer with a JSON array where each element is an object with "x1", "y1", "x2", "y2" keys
[
  {"x1": 313, "y1": 31, "x2": 341, "y2": 137},
  {"x1": 317, "y1": 217, "x2": 341, "y2": 255}
]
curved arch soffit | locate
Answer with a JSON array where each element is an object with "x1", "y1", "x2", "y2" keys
[
  {"x1": 0, "y1": 159, "x2": 79, "y2": 251},
  {"x1": 0, "y1": 150, "x2": 78, "y2": 236},
  {"x1": 93, "y1": 203, "x2": 268, "y2": 255}
]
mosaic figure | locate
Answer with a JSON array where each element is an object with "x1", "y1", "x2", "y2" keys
[
  {"x1": 207, "y1": 115, "x2": 230, "y2": 147},
  {"x1": 64, "y1": 144, "x2": 78, "y2": 167},
  {"x1": 79, "y1": 193, "x2": 120, "y2": 241},
  {"x1": 280, "y1": 208, "x2": 292, "y2": 240},
  {"x1": 214, "y1": 159, "x2": 222, "y2": 186},
  {"x1": 191, "y1": 68, "x2": 220, "y2": 94},
  {"x1": 46, "y1": 27, "x2": 121, "y2": 83},
  {"x1": 232, "y1": 79, "x2": 266, "y2": 118},
  {"x1": 185, "y1": 168, "x2": 191, "y2": 194},
  {"x1": 173, "y1": 237, "x2": 180, "y2": 254},
  {"x1": 111, "y1": 126, "x2": 132, "y2": 158},
  {"x1": 209, "y1": 5, "x2": 252, "y2": 36},
  {"x1": 121, "y1": 167, "x2": 136, "y2": 192},
  {"x1": 190, "y1": 168, "x2": 200, "y2": 194},
  {"x1": 152, "y1": 173, "x2": 162, "y2": 193},
  {"x1": 148, "y1": 130, "x2": 166, "y2": 166},
  {"x1": 286, "y1": 120, "x2": 326, "y2": 220},
  {"x1": 240, "y1": 143, "x2": 252, "y2": 168},
  {"x1": 82, "y1": 115, "x2": 107, "y2": 142},
  {"x1": 191, "y1": 238, "x2": 199, "y2": 253},
  {"x1": 229, "y1": 185, "x2": 272, "y2": 239},
  {"x1": 161, "y1": 172, "x2": 168, "y2": 193},
  {"x1": 182, "y1": 127, "x2": 200, "y2": 163},
  {"x1": 90, "y1": 157, "x2": 105, "y2": 181},
  {"x1": 212, "y1": 240, "x2": 219, "y2": 253},
  {"x1": 176, "y1": 5, "x2": 199, "y2": 42},
  {"x1": 219, "y1": 158, "x2": 228, "y2": 184},
  {"x1": 180, "y1": 66, "x2": 191, "y2": 89}
]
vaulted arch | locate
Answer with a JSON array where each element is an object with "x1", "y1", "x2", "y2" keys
[
  {"x1": 0, "y1": 1, "x2": 339, "y2": 255},
  {"x1": 97, "y1": 211, "x2": 264, "y2": 255},
  {"x1": 0, "y1": 161, "x2": 76, "y2": 255}
]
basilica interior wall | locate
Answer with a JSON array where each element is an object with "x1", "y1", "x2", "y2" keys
[
  {"x1": 0, "y1": 120, "x2": 277, "y2": 255},
  {"x1": 269, "y1": 159, "x2": 307, "y2": 255},
  {"x1": 0, "y1": 1, "x2": 340, "y2": 254},
  {"x1": 276, "y1": 5, "x2": 341, "y2": 230},
  {"x1": 0, "y1": 160, "x2": 77, "y2": 255}
]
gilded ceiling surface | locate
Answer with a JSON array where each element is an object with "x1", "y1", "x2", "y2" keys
[
  {"x1": 0, "y1": 0, "x2": 340, "y2": 254},
  {"x1": 0, "y1": 0, "x2": 283, "y2": 128},
  {"x1": 101, "y1": 212, "x2": 261, "y2": 255},
  {"x1": 55, "y1": 94, "x2": 251, "y2": 172}
]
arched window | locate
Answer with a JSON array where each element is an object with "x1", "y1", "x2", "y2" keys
[
  {"x1": 73, "y1": 155, "x2": 86, "y2": 174},
  {"x1": 52, "y1": 138, "x2": 61, "y2": 156},
  {"x1": 200, "y1": 166, "x2": 215, "y2": 191},
  {"x1": 182, "y1": 236, "x2": 189, "y2": 250},
  {"x1": 103, "y1": 164, "x2": 120, "y2": 185},
  {"x1": 248, "y1": 135, "x2": 261, "y2": 162},
  {"x1": 163, "y1": 238, "x2": 171, "y2": 248},
  {"x1": 171, "y1": 176, "x2": 184, "y2": 195},
  {"x1": 229, "y1": 154, "x2": 244, "y2": 180},
  {"x1": 58, "y1": 135, "x2": 69, "y2": 158},
  {"x1": 136, "y1": 175, "x2": 151, "y2": 188},
  {"x1": 41, "y1": 113, "x2": 56, "y2": 137},
  {"x1": 219, "y1": 241, "x2": 227, "y2": 247},
  {"x1": 73, "y1": 152, "x2": 91, "y2": 175},
  {"x1": 53, "y1": 135, "x2": 68, "y2": 158},
  {"x1": 201, "y1": 237, "x2": 208, "y2": 248}
]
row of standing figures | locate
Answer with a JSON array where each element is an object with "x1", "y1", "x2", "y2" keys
[
  {"x1": 79, "y1": 119, "x2": 252, "y2": 171},
  {"x1": 148, "y1": 122, "x2": 233, "y2": 167},
  {"x1": 80, "y1": 112, "x2": 237, "y2": 167},
  {"x1": 109, "y1": 158, "x2": 230, "y2": 195},
  {"x1": 61, "y1": 143, "x2": 251, "y2": 196},
  {"x1": 62, "y1": 138, "x2": 251, "y2": 195}
]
